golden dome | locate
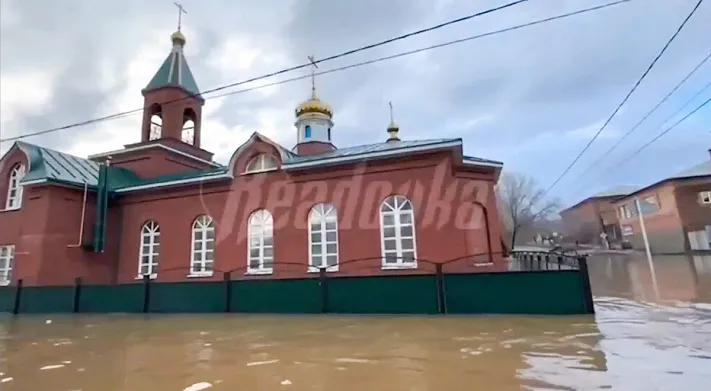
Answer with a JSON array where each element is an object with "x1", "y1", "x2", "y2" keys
[
  {"x1": 295, "y1": 88, "x2": 333, "y2": 118},
  {"x1": 171, "y1": 30, "x2": 186, "y2": 46}
]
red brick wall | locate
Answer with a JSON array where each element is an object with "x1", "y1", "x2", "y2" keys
[
  {"x1": 0, "y1": 141, "x2": 505, "y2": 286},
  {"x1": 113, "y1": 148, "x2": 504, "y2": 283},
  {"x1": 560, "y1": 200, "x2": 602, "y2": 243},
  {"x1": 674, "y1": 178, "x2": 711, "y2": 232},
  {"x1": 615, "y1": 183, "x2": 686, "y2": 253},
  {"x1": 107, "y1": 146, "x2": 210, "y2": 179}
]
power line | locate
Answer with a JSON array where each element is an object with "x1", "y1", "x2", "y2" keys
[
  {"x1": 539, "y1": 0, "x2": 706, "y2": 198},
  {"x1": 606, "y1": 96, "x2": 711, "y2": 172},
  {"x1": 0, "y1": 0, "x2": 529, "y2": 143},
  {"x1": 571, "y1": 78, "x2": 711, "y2": 195},
  {"x1": 569, "y1": 48, "x2": 711, "y2": 187}
]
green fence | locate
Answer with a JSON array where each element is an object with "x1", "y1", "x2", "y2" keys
[
  {"x1": 327, "y1": 275, "x2": 439, "y2": 314},
  {"x1": 0, "y1": 257, "x2": 594, "y2": 315},
  {"x1": 0, "y1": 286, "x2": 14, "y2": 312}
]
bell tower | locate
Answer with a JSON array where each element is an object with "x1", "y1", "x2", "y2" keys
[
  {"x1": 88, "y1": 3, "x2": 218, "y2": 180},
  {"x1": 140, "y1": 3, "x2": 204, "y2": 148}
]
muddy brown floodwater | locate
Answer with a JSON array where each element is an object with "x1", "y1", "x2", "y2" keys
[{"x1": 1, "y1": 254, "x2": 711, "y2": 390}]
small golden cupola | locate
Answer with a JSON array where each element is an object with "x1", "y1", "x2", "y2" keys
[
  {"x1": 295, "y1": 84, "x2": 333, "y2": 118},
  {"x1": 294, "y1": 59, "x2": 337, "y2": 155},
  {"x1": 386, "y1": 102, "x2": 401, "y2": 143}
]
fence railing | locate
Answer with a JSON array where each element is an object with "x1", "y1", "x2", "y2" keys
[
  {"x1": 0, "y1": 254, "x2": 595, "y2": 316},
  {"x1": 510, "y1": 250, "x2": 582, "y2": 271}
]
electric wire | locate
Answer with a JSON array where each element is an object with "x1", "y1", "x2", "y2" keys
[
  {"x1": 605, "y1": 96, "x2": 711, "y2": 172},
  {"x1": 570, "y1": 49, "x2": 711, "y2": 185},
  {"x1": 571, "y1": 79, "x2": 711, "y2": 195},
  {"x1": 539, "y1": 0, "x2": 706, "y2": 198},
  {"x1": 0, "y1": 0, "x2": 530, "y2": 142}
]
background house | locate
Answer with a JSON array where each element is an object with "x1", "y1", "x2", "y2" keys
[
  {"x1": 560, "y1": 186, "x2": 637, "y2": 246},
  {"x1": 613, "y1": 151, "x2": 711, "y2": 254}
]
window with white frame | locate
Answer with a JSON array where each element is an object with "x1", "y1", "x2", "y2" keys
[
  {"x1": 309, "y1": 203, "x2": 338, "y2": 271},
  {"x1": 618, "y1": 204, "x2": 633, "y2": 219},
  {"x1": 191, "y1": 215, "x2": 215, "y2": 275},
  {"x1": 700, "y1": 191, "x2": 711, "y2": 204},
  {"x1": 0, "y1": 245, "x2": 14, "y2": 286},
  {"x1": 244, "y1": 154, "x2": 279, "y2": 174},
  {"x1": 248, "y1": 209, "x2": 274, "y2": 274},
  {"x1": 5, "y1": 164, "x2": 25, "y2": 210},
  {"x1": 380, "y1": 195, "x2": 417, "y2": 268},
  {"x1": 138, "y1": 221, "x2": 160, "y2": 278}
]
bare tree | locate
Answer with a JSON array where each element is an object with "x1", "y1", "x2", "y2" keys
[{"x1": 497, "y1": 172, "x2": 561, "y2": 248}]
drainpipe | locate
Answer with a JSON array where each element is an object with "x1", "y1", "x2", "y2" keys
[
  {"x1": 67, "y1": 181, "x2": 89, "y2": 248},
  {"x1": 472, "y1": 200, "x2": 493, "y2": 263}
]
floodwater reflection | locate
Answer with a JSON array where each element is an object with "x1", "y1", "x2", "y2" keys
[{"x1": 0, "y1": 252, "x2": 709, "y2": 390}]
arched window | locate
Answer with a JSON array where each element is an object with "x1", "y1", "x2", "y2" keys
[
  {"x1": 191, "y1": 215, "x2": 215, "y2": 276},
  {"x1": 182, "y1": 119, "x2": 195, "y2": 145},
  {"x1": 304, "y1": 125, "x2": 312, "y2": 138},
  {"x1": 380, "y1": 195, "x2": 417, "y2": 268},
  {"x1": 248, "y1": 209, "x2": 273, "y2": 274},
  {"x1": 244, "y1": 154, "x2": 279, "y2": 174},
  {"x1": 149, "y1": 114, "x2": 162, "y2": 140},
  {"x1": 308, "y1": 203, "x2": 338, "y2": 271},
  {"x1": 138, "y1": 221, "x2": 160, "y2": 278},
  {"x1": 5, "y1": 164, "x2": 25, "y2": 210}
]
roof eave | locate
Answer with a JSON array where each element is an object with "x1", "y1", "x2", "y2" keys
[{"x1": 283, "y1": 140, "x2": 463, "y2": 170}]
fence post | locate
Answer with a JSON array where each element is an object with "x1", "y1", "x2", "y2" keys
[
  {"x1": 435, "y1": 264, "x2": 447, "y2": 314},
  {"x1": 12, "y1": 279, "x2": 23, "y2": 315},
  {"x1": 142, "y1": 275, "x2": 151, "y2": 313},
  {"x1": 223, "y1": 272, "x2": 232, "y2": 313},
  {"x1": 319, "y1": 268, "x2": 329, "y2": 313},
  {"x1": 72, "y1": 277, "x2": 83, "y2": 313},
  {"x1": 577, "y1": 256, "x2": 595, "y2": 314}
]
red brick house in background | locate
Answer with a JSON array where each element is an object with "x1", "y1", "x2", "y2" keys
[
  {"x1": 559, "y1": 185, "x2": 637, "y2": 245},
  {"x1": 613, "y1": 152, "x2": 711, "y2": 254},
  {"x1": 0, "y1": 30, "x2": 506, "y2": 287}
]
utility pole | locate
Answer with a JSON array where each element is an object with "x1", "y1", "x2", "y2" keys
[{"x1": 635, "y1": 198, "x2": 659, "y2": 300}]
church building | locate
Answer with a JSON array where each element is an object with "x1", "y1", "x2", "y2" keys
[{"x1": 0, "y1": 28, "x2": 506, "y2": 286}]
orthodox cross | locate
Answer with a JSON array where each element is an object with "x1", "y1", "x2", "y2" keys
[
  {"x1": 174, "y1": 2, "x2": 187, "y2": 31},
  {"x1": 389, "y1": 101, "x2": 395, "y2": 123},
  {"x1": 307, "y1": 55, "x2": 318, "y2": 92}
]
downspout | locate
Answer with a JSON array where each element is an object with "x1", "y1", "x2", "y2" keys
[
  {"x1": 67, "y1": 181, "x2": 89, "y2": 248},
  {"x1": 472, "y1": 200, "x2": 493, "y2": 264}
]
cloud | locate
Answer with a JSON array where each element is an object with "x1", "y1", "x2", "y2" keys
[{"x1": 1, "y1": 0, "x2": 710, "y2": 206}]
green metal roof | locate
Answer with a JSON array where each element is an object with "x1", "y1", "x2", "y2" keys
[
  {"x1": 283, "y1": 138, "x2": 462, "y2": 165},
  {"x1": 9, "y1": 135, "x2": 501, "y2": 193},
  {"x1": 143, "y1": 46, "x2": 202, "y2": 100},
  {"x1": 15, "y1": 141, "x2": 140, "y2": 190}
]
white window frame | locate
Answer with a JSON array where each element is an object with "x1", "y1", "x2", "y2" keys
[
  {"x1": 5, "y1": 165, "x2": 25, "y2": 210},
  {"x1": 308, "y1": 203, "x2": 339, "y2": 272},
  {"x1": 247, "y1": 209, "x2": 274, "y2": 275},
  {"x1": 243, "y1": 154, "x2": 279, "y2": 174},
  {"x1": 137, "y1": 221, "x2": 160, "y2": 279},
  {"x1": 379, "y1": 195, "x2": 417, "y2": 269},
  {"x1": 618, "y1": 204, "x2": 633, "y2": 219},
  {"x1": 0, "y1": 245, "x2": 15, "y2": 286},
  {"x1": 189, "y1": 215, "x2": 215, "y2": 277},
  {"x1": 700, "y1": 191, "x2": 711, "y2": 205}
]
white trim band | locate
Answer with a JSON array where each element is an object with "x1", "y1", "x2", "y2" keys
[{"x1": 89, "y1": 143, "x2": 222, "y2": 168}]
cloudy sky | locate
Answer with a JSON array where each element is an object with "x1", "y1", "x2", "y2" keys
[{"x1": 1, "y1": 0, "x2": 710, "y2": 206}]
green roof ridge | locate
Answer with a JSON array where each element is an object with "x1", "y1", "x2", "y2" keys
[{"x1": 143, "y1": 46, "x2": 202, "y2": 100}]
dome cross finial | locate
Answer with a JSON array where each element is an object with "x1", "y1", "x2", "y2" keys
[
  {"x1": 308, "y1": 55, "x2": 319, "y2": 99},
  {"x1": 387, "y1": 101, "x2": 400, "y2": 142},
  {"x1": 174, "y1": 2, "x2": 187, "y2": 31}
]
